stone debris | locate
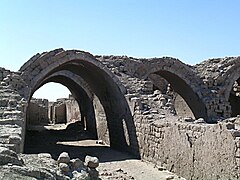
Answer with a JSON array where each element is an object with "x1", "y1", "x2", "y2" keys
[
  {"x1": 59, "y1": 162, "x2": 70, "y2": 173},
  {"x1": 85, "y1": 155, "x2": 99, "y2": 168},
  {"x1": 0, "y1": 147, "x2": 23, "y2": 166},
  {"x1": 57, "y1": 153, "x2": 100, "y2": 180},
  {"x1": 0, "y1": 151, "x2": 100, "y2": 179},
  {"x1": 72, "y1": 170, "x2": 90, "y2": 180},
  {"x1": 70, "y1": 158, "x2": 84, "y2": 170},
  {"x1": 183, "y1": 117, "x2": 194, "y2": 122},
  {"x1": 194, "y1": 118, "x2": 206, "y2": 124},
  {"x1": 99, "y1": 168, "x2": 135, "y2": 180},
  {"x1": 27, "y1": 95, "x2": 81, "y2": 126},
  {"x1": 57, "y1": 152, "x2": 71, "y2": 164}
]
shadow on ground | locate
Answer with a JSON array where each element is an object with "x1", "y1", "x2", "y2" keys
[{"x1": 24, "y1": 126, "x2": 136, "y2": 163}]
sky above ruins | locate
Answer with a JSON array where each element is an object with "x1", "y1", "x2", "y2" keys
[{"x1": 1, "y1": 0, "x2": 240, "y2": 100}]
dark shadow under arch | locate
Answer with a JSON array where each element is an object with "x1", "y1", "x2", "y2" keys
[
  {"x1": 228, "y1": 78, "x2": 240, "y2": 117},
  {"x1": 154, "y1": 70, "x2": 207, "y2": 120}
]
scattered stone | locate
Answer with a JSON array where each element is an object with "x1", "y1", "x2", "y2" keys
[
  {"x1": 184, "y1": 117, "x2": 194, "y2": 122},
  {"x1": 37, "y1": 153, "x2": 52, "y2": 159},
  {"x1": 147, "y1": 115, "x2": 154, "y2": 119},
  {"x1": 229, "y1": 129, "x2": 240, "y2": 137},
  {"x1": 85, "y1": 155, "x2": 99, "y2": 168},
  {"x1": 116, "y1": 168, "x2": 124, "y2": 172},
  {"x1": 0, "y1": 147, "x2": 18, "y2": 157},
  {"x1": 194, "y1": 118, "x2": 206, "y2": 124},
  {"x1": 56, "y1": 153, "x2": 100, "y2": 179},
  {"x1": 59, "y1": 162, "x2": 70, "y2": 173},
  {"x1": 154, "y1": 90, "x2": 161, "y2": 95},
  {"x1": 151, "y1": 110, "x2": 158, "y2": 114},
  {"x1": 70, "y1": 158, "x2": 84, "y2": 170},
  {"x1": 158, "y1": 166, "x2": 167, "y2": 171},
  {"x1": 57, "y1": 152, "x2": 70, "y2": 164},
  {"x1": 235, "y1": 118, "x2": 240, "y2": 130},
  {"x1": 143, "y1": 111, "x2": 150, "y2": 115},
  {"x1": 166, "y1": 175, "x2": 175, "y2": 180},
  {"x1": 8, "y1": 135, "x2": 21, "y2": 144},
  {"x1": 225, "y1": 122, "x2": 235, "y2": 130},
  {"x1": 88, "y1": 167, "x2": 99, "y2": 179},
  {"x1": 0, "y1": 154, "x2": 22, "y2": 166},
  {"x1": 72, "y1": 170, "x2": 90, "y2": 180}
]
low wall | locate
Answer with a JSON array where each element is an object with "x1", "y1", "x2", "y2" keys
[{"x1": 134, "y1": 116, "x2": 239, "y2": 179}]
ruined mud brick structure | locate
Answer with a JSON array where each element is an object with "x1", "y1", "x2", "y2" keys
[
  {"x1": 0, "y1": 49, "x2": 240, "y2": 179},
  {"x1": 27, "y1": 98, "x2": 49, "y2": 125},
  {"x1": 48, "y1": 96, "x2": 80, "y2": 124},
  {"x1": 27, "y1": 96, "x2": 80, "y2": 126}
]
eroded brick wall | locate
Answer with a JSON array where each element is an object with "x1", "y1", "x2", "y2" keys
[
  {"x1": 65, "y1": 98, "x2": 80, "y2": 122},
  {"x1": 27, "y1": 98, "x2": 49, "y2": 125},
  {"x1": 0, "y1": 68, "x2": 26, "y2": 153},
  {"x1": 48, "y1": 98, "x2": 80, "y2": 124},
  {"x1": 133, "y1": 115, "x2": 240, "y2": 179}
]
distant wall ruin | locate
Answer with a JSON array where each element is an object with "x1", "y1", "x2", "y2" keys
[
  {"x1": 0, "y1": 49, "x2": 239, "y2": 179},
  {"x1": 27, "y1": 98, "x2": 49, "y2": 126},
  {"x1": 27, "y1": 96, "x2": 81, "y2": 126}
]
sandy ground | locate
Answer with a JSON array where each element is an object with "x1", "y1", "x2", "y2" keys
[
  {"x1": 58, "y1": 139, "x2": 184, "y2": 180},
  {"x1": 25, "y1": 123, "x2": 185, "y2": 180}
]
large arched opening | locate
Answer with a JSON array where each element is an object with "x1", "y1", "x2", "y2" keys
[
  {"x1": 139, "y1": 58, "x2": 208, "y2": 120},
  {"x1": 24, "y1": 81, "x2": 93, "y2": 158},
  {"x1": 148, "y1": 73, "x2": 195, "y2": 119},
  {"x1": 20, "y1": 49, "x2": 139, "y2": 158},
  {"x1": 150, "y1": 71, "x2": 206, "y2": 119}
]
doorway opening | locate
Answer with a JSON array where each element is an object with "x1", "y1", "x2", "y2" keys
[{"x1": 24, "y1": 82, "x2": 108, "y2": 160}]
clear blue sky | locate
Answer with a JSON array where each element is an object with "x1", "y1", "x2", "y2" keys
[{"x1": 1, "y1": 0, "x2": 240, "y2": 100}]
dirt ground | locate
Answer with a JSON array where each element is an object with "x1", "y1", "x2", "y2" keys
[{"x1": 24, "y1": 123, "x2": 185, "y2": 180}]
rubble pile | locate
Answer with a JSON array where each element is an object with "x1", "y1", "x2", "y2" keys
[{"x1": 0, "y1": 149, "x2": 100, "y2": 180}]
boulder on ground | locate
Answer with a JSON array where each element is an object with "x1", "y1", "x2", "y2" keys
[
  {"x1": 88, "y1": 167, "x2": 99, "y2": 179},
  {"x1": 72, "y1": 170, "x2": 90, "y2": 180},
  {"x1": 0, "y1": 147, "x2": 22, "y2": 165},
  {"x1": 70, "y1": 158, "x2": 84, "y2": 170},
  {"x1": 59, "y1": 162, "x2": 70, "y2": 173},
  {"x1": 85, "y1": 155, "x2": 99, "y2": 168},
  {"x1": 57, "y1": 152, "x2": 70, "y2": 164}
]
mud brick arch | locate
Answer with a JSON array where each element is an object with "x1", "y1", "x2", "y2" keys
[
  {"x1": 134, "y1": 57, "x2": 209, "y2": 120},
  {"x1": 19, "y1": 48, "x2": 140, "y2": 156}
]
